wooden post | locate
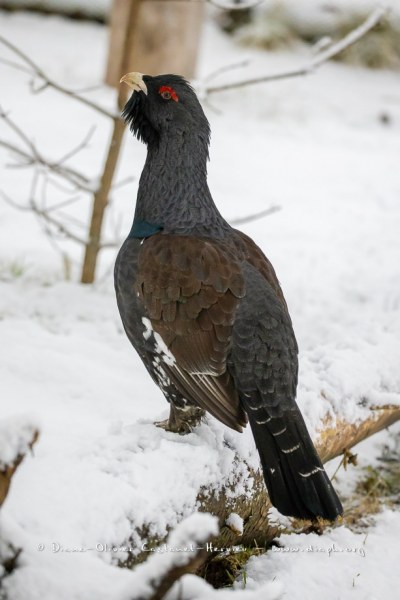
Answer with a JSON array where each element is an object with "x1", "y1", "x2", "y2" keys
[{"x1": 105, "y1": 0, "x2": 205, "y2": 87}]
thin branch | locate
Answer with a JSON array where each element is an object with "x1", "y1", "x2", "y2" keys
[
  {"x1": 63, "y1": 84, "x2": 104, "y2": 94},
  {"x1": 230, "y1": 204, "x2": 281, "y2": 225},
  {"x1": 98, "y1": 239, "x2": 120, "y2": 249},
  {"x1": 203, "y1": 59, "x2": 251, "y2": 84},
  {"x1": 1, "y1": 187, "x2": 119, "y2": 250},
  {"x1": 57, "y1": 211, "x2": 88, "y2": 230},
  {"x1": 310, "y1": 7, "x2": 387, "y2": 68},
  {"x1": 0, "y1": 189, "x2": 29, "y2": 212},
  {"x1": 0, "y1": 188, "x2": 87, "y2": 246},
  {"x1": 129, "y1": 514, "x2": 218, "y2": 600},
  {"x1": 206, "y1": 6, "x2": 387, "y2": 94},
  {"x1": 0, "y1": 56, "x2": 32, "y2": 74},
  {"x1": 0, "y1": 105, "x2": 38, "y2": 157},
  {"x1": 42, "y1": 174, "x2": 84, "y2": 194},
  {"x1": 54, "y1": 126, "x2": 96, "y2": 167},
  {"x1": 45, "y1": 195, "x2": 82, "y2": 213},
  {"x1": 29, "y1": 200, "x2": 88, "y2": 246},
  {"x1": 0, "y1": 35, "x2": 118, "y2": 120},
  {"x1": 0, "y1": 108, "x2": 94, "y2": 191},
  {"x1": 0, "y1": 138, "x2": 93, "y2": 192}
]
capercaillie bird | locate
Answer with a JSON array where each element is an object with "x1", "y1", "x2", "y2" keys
[{"x1": 115, "y1": 72, "x2": 343, "y2": 521}]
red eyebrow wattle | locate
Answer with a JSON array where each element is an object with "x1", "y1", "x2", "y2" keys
[{"x1": 159, "y1": 86, "x2": 179, "y2": 102}]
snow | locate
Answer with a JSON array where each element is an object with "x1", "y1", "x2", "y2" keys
[
  {"x1": 238, "y1": 510, "x2": 398, "y2": 598},
  {"x1": 129, "y1": 512, "x2": 218, "y2": 599},
  {"x1": 0, "y1": 416, "x2": 38, "y2": 469},
  {"x1": 226, "y1": 512, "x2": 244, "y2": 535},
  {"x1": 0, "y1": 6, "x2": 400, "y2": 600},
  {"x1": 267, "y1": 507, "x2": 294, "y2": 532}
]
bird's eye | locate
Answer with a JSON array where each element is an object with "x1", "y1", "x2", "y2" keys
[{"x1": 158, "y1": 86, "x2": 179, "y2": 102}]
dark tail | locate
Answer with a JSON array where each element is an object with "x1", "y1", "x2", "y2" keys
[{"x1": 243, "y1": 400, "x2": 343, "y2": 521}]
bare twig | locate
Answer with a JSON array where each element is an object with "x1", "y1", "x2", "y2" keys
[
  {"x1": 204, "y1": 59, "x2": 251, "y2": 83},
  {"x1": 0, "y1": 105, "x2": 38, "y2": 156},
  {"x1": 0, "y1": 138, "x2": 93, "y2": 192},
  {"x1": 0, "y1": 189, "x2": 29, "y2": 212},
  {"x1": 230, "y1": 204, "x2": 281, "y2": 226},
  {"x1": 54, "y1": 126, "x2": 96, "y2": 167},
  {"x1": 30, "y1": 201, "x2": 88, "y2": 246},
  {"x1": 0, "y1": 189, "x2": 88, "y2": 246},
  {"x1": 206, "y1": 7, "x2": 387, "y2": 94},
  {"x1": 45, "y1": 196, "x2": 81, "y2": 213},
  {"x1": 0, "y1": 56, "x2": 32, "y2": 74},
  {"x1": 0, "y1": 35, "x2": 118, "y2": 120},
  {"x1": 0, "y1": 109, "x2": 93, "y2": 191}
]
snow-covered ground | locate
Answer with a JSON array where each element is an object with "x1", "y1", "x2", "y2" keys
[{"x1": 0, "y1": 9, "x2": 400, "y2": 600}]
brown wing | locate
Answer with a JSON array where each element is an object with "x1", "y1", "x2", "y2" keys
[
  {"x1": 233, "y1": 228, "x2": 288, "y2": 309},
  {"x1": 137, "y1": 234, "x2": 247, "y2": 431}
]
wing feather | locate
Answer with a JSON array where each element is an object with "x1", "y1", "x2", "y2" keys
[{"x1": 137, "y1": 234, "x2": 247, "y2": 431}]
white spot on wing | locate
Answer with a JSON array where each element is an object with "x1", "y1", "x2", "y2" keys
[
  {"x1": 153, "y1": 331, "x2": 176, "y2": 366},
  {"x1": 152, "y1": 357, "x2": 171, "y2": 390},
  {"x1": 142, "y1": 317, "x2": 153, "y2": 341},
  {"x1": 141, "y1": 317, "x2": 176, "y2": 366}
]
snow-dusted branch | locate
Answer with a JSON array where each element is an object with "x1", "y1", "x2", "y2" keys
[
  {"x1": 0, "y1": 35, "x2": 118, "y2": 120},
  {"x1": 206, "y1": 6, "x2": 387, "y2": 95},
  {"x1": 126, "y1": 403, "x2": 400, "y2": 571},
  {"x1": 128, "y1": 513, "x2": 218, "y2": 600},
  {"x1": 0, "y1": 417, "x2": 39, "y2": 507}
]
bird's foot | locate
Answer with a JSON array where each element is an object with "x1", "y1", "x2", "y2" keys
[
  {"x1": 154, "y1": 418, "x2": 173, "y2": 431},
  {"x1": 154, "y1": 405, "x2": 205, "y2": 435}
]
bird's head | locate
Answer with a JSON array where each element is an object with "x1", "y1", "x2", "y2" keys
[{"x1": 120, "y1": 72, "x2": 210, "y2": 151}]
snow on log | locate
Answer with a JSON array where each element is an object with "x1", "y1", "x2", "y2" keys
[
  {"x1": 0, "y1": 416, "x2": 39, "y2": 506},
  {"x1": 196, "y1": 404, "x2": 400, "y2": 553},
  {"x1": 128, "y1": 513, "x2": 218, "y2": 600},
  {"x1": 116, "y1": 402, "x2": 400, "y2": 567}
]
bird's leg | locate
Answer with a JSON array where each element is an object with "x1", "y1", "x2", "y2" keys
[{"x1": 154, "y1": 402, "x2": 205, "y2": 434}]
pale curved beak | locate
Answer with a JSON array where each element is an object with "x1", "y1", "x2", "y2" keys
[{"x1": 120, "y1": 72, "x2": 148, "y2": 95}]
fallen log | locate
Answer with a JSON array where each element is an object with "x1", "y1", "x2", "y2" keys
[{"x1": 124, "y1": 403, "x2": 400, "y2": 568}]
